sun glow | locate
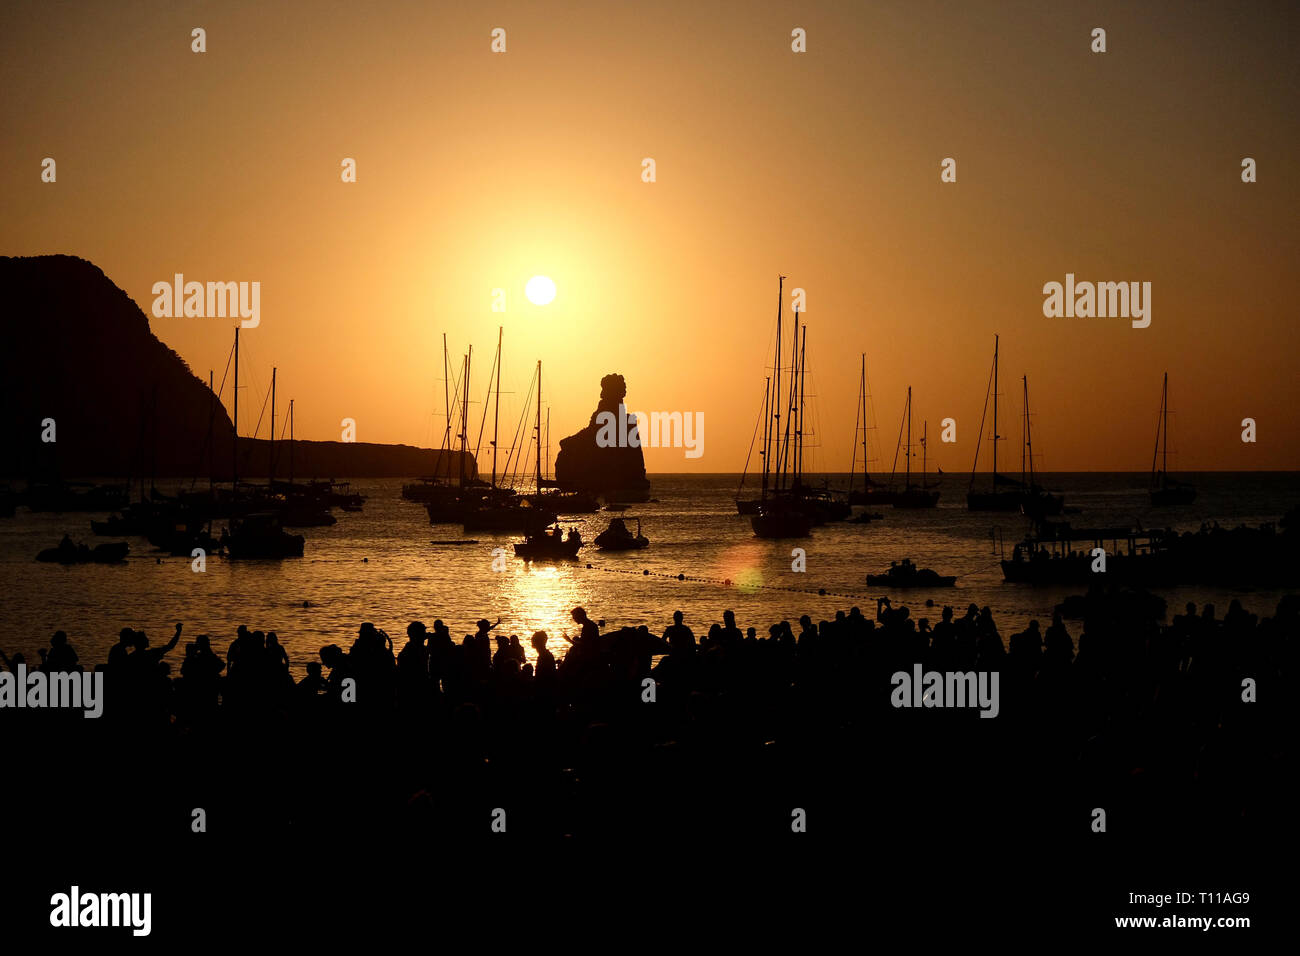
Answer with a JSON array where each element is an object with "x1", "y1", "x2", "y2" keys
[{"x1": 525, "y1": 275, "x2": 557, "y2": 306}]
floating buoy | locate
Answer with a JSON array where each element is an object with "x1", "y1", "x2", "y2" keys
[
  {"x1": 677, "y1": 573, "x2": 684, "y2": 581},
  {"x1": 643, "y1": 569, "x2": 649, "y2": 575}
]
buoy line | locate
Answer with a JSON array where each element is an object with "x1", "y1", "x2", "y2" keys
[{"x1": 578, "y1": 562, "x2": 875, "y2": 602}]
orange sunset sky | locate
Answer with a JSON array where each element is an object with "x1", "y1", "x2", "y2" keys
[{"x1": 2, "y1": 0, "x2": 1297, "y2": 473}]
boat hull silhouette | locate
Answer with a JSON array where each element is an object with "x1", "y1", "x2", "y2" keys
[
  {"x1": 1002, "y1": 517, "x2": 1300, "y2": 586},
  {"x1": 891, "y1": 488, "x2": 940, "y2": 509},
  {"x1": 867, "y1": 563, "x2": 956, "y2": 587},
  {"x1": 513, "y1": 534, "x2": 582, "y2": 560},
  {"x1": 595, "y1": 518, "x2": 649, "y2": 551},
  {"x1": 225, "y1": 514, "x2": 304, "y2": 559},
  {"x1": 37, "y1": 541, "x2": 129, "y2": 564},
  {"x1": 463, "y1": 504, "x2": 556, "y2": 532},
  {"x1": 751, "y1": 505, "x2": 812, "y2": 538}
]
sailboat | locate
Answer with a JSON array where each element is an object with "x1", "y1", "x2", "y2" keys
[
  {"x1": 223, "y1": 328, "x2": 305, "y2": 559},
  {"x1": 270, "y1": 393, "x2": 341, "y2": 527},
  {"x1": 890, "y1": 388, "x2": 940, "y2": 508},
  {"x1": 966, "y1": 336, "x2": 1062, "y2": 515},
  {"x1": 409, "y1": 334, "x2": 478, "y2": 514},
  {"x1": 1018, "y1": 375, "x2": 1064, "y2": 518},
  {"x1": 752, "y1": 278, "x2": 812, "y2": 538},
  {"x1": 524, "y1": 360, "x2": 600, "y2": 514},
  {"x1": 967, "y1": 335, "x2": 1020, "y2": 511},
  {"x1": 847, "y1": 353, "x2": 890, "y2": 506},
  {"x1": 1150, "y1": 372, "x2": 1196, "y2": 506},
  {"x1": 783, "y1": 318, "x2": 850, "y2": 524},
  {"x1": 424, "y1": 346, "x2": 488, "y2": 523},
  {"x1": 460, "y1": 330, "x2": 555, "y2": 532}
]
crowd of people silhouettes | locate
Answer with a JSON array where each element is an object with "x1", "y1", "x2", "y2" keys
[{"x1": 1, "y1": 592, "x2": 1290, "y2": 844}]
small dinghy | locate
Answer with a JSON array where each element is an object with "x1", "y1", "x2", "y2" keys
[
  {"x1": 594, "y1": 517, "x2": 649, "y2": 551},
  {"x1": 38, "y1": 538, "x2": 129, "y2": 564},
  {"x1": 866, "y1": 557, "x2": 956, "y2": 588},
  {"x1": 514, "y1": 525, "x2": 583, "y2": 560}
]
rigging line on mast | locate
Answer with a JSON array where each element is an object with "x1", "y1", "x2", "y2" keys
[
  {"x1": 968, "y1": 348, "x2": 996, "y2": 491},
  {"x1": 473, "y1": 346, "x2": 498, "y2": 462},
  {"x1": 501, "y1": 369, "x2": 537, "y2": 487},
  {"x1": 1150, "y1": 377, "x2": 1165, "y2": 477},
  {"x1": 251, "y1": 376, "x2": 273, "y2": 441},
  {"x1": 737, "y1": 378, "x2": 768, "y2": 496},
  {"x1": 214, "y1": 339, "x2": 235, "y2": 401},
  {"x1": 887, "y1": 392, "x2": 908, "y2": 483}
]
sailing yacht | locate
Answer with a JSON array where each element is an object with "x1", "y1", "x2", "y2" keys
[
  {"x1": 222, "y1": 328, "x2": 306, "y2": 558},
  {"x1": 890, "y1": 388, "x2": 940, "y2": 508},
  {"x1": 751, "y1": 277, "x2": 812, "y2": 538},
  {"x1": 847, "y1": 353, "x2": 891, "y2": 506},
  {"x1": 1017, "y1": 376, "x2": 1064, "y2": 518},
  {"x1": 1150, "y1": 372, "x2": 1197, "y2": 506},
  {"x1": 523, "y1": 361, "x2": 600, "y2": 514},
  {"x1": 406, "y1": 333, "x2": 467, "y2": 505},
  {"x1": 966, "y1": 336, "x2": 1062, "y2": 515},
  {"x1": 459, "y1": 330, "x2": 556, "y2": 532}
]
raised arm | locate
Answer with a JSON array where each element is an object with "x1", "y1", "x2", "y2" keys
[{"x1": 161, "y1": 622, "x2": 183, "y2": 655}]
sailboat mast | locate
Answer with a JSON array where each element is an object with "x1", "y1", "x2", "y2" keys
[
  {"x1": 491, "y1": 327, "x2": 502, "y2": 489},
  {"x1": 790, "y1": 325, "x2": 800, "y2": 486},
  {"x1": 906, "y1": 387, "x2": 912, "y2": 488},
  {"x1": 269, "y1": 366, "x2": 276, "y2": 487},
  {"x1": 1162, "y1": 372, "x2": 1169, "y2": 477},
  {"x1": 771, "y1": 276, "x2": 783, "y2": 497},
  {"x1": 860, "y1": 354, "x2": 869, "y2": 495},
  {"x1": 535, "y1": 360, "x2": 542, "y2": 495},
  {"x1": 460, "y1": 349, "x2": 471, "y2": 487},
  {"x1": 992, "y1": 334, "x2": 999, "y2": 482},
  {"x1": 442, "y1": 333, "x2": 451, "y2": 482},
  {"x1": 1022, "y1": 375, "x2": 1031, "y2": 487},
  {"x1": 208, "y1": 370, "x2": 214, "y2": 493},
  {"x1": 922, "y1": 419, "x2": 928, "y2": 483},
  {"x1": 760, "y1": 376, "x2": 771, "y2": 498},
  {"x1": 781, "y1": 308, "x2": 799, "y2": 491},
  {"x1": 288, "y1": 399, "x2": 294, "y2": 484},
  {"x1": 233, "y1": 327, "x2": 239, "y2": 490}
]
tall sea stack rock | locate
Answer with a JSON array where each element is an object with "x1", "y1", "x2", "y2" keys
[{"x1": 554, "y1": 373, "x2": 651, "y2": 501}]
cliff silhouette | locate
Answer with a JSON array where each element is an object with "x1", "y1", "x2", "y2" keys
[
  {"x1": 554, "y1": 372, "x2": 651, "y2": 500},
  {"x1": 0, "y1": 255, "x2": 474, "y2": 480}
]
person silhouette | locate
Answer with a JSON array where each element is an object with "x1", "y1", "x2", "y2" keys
[
  {"x1": 663, "y1": 611, "x2": 694, "y2": 650},
  {"x1": 107, "y1": 628, "x2": 134, "y2": 673},
  {"x1": 42, "y1": 631, "x2": 79, "y2": 672},
  {"x1": 531, "y1": 631, "x2": 556, "y2": 685}
]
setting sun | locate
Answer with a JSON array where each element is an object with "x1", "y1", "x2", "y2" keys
[{"x1": 525, "y1": 275, "x2": 556, "y2": 306}]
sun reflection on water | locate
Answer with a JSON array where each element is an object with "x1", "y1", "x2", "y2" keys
[{"x1": 497, "y1": 560, "x2": 587, "y2": 663}]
